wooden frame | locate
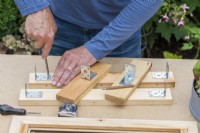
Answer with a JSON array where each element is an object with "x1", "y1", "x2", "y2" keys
[
  {"x1": 9, "y1": 116, "x2": 198, "y2": 133},
  {"x1": 19, "y1": 88, "x2": 172, "y2": 106}
]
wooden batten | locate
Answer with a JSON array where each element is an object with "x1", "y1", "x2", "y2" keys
[
  {"x1": 56, "y1": 62, "x2": 111, "y2": 104},
  {"x1": 105, "y1": 59, "x2": 152, "y2": 104},
  {"x1": 19, "y1": 88, "x2": 172, "y2": 106},
  {"x1": 96, "y1": 72, "x2": 175, "y2": 88},
  {"x1": 28, "y1": 73, "x2": 59, "y2": 89}
]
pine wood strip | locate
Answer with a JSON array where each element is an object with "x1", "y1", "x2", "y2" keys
[
  {"x1": 105, "y1": 59, "x2": 152, "y2": 104},
  {"x1": 28, "y1": 73, "x2": 59, "y2": 89},
  {"x1": 19, "y1": 88, "x2": 172, "y2": 106},
  {"x1": 19, "y1": 89, "x2": 61, "y2": 106},
  {"x1": 140, "y1": 72, "x2": 175, "y2": 88},
  {"x1": 28, "y1": 71, "x2": 175, "y2": 89},
  {"x1": 56, "y1": 62, "x2": 111, "y2": 104},
  {"x1": 96, "y1": 72, "x2": 175, "y2": 88},
  {"x1": 9, "y1": 116, "x2": 198, "y2": 133}
]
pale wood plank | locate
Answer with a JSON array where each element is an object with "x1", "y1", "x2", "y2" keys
[
  {"x1": 56, "y1": 62, "x2": 111, "y2": 104},
  {"x1": 19, "y1": 89, "x2": 61, "y2": 105},
  {"x1": 19, "y1": 88, "x2": 172, "y2": 106},
  {"x1": 28, "y1": 73, "x2": 59, "y2": 89},
  {"x1": 140, "y1": 72, "x2": 175, "y2": 88},
  {"x1": 95, "y1": 73, "x2": 120, "y2": 88},
  {"x1": 22, "y1": 124, "x2": 29, "y2": 133},
  {"x1": 105, "y1": 59, "x2": 152, "y2": 104},
  {"x1": 9, "y1": 116, "x2": 198, "y2": 133},
  {"x1": 96, "y1": 72, "x2": 175, "y2": 88},
  {"x1": 180, "y1": 129, "x2": 188, "y2": 133}
]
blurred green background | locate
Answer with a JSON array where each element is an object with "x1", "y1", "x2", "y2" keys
[{"x1": 0, "y1": 0, "x2": 199, "y2": 58}]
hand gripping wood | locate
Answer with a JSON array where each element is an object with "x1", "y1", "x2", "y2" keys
[{"x1": 56, "y1": 62, "x2": 111, "y2": 104}]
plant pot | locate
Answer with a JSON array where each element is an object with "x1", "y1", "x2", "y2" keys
[
  {"x1": 193, "y1": 69, "x2": 200, "y2": 81},
  {"x1": 189, "y1": 80, "x2": 200, "y2": 121}
]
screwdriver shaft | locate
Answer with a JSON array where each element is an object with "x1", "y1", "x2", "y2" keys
[{"x1": 45, "y1": 58, "x2": 50, "y2": 78}]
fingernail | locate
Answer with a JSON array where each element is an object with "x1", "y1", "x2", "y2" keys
[
  {"x1": 57, "y1": 82, "x2": 61, "y2": 87},
  {"x1": 52, "y1": 81, "x2": 57, "y2": 85}
]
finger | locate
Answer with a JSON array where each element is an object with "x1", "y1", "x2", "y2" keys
[
  {"x1": 35, "y1": 40, "x2": 45, "y2": 49},
  {"x1": 64, "y1": 66, "x2": 81, "y2": 85},
  {"x1": 52, "y1": 54, "x2": 74, "y2": 85},
  {"x1": 56, "y1": 61, "x2": 77, "y2": 87},
  {"x1": 52, "y1": 56, "x2": 66, "y2": 85},
  {"x1": 53, "y1": 56, "x2": 66, "y2": 78},
  {"x1": 29, "y1": 32, "x2": 39, "y2": 41}
]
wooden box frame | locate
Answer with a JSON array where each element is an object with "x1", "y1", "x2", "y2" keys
[{"x1": 9, "y1": 116, "x2": 198, "y2": 133}]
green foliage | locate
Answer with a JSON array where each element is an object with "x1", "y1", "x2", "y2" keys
[
  {"x1": 195, "y1": 80, "x2": 200, "y2": 92},
  {"x1": 0, "y1": 0, "x2": 24, "y2": 40},
  {"x1": 194, "y1": 60, "x2": 200, "y2": 75},
  {"x1": 0, "y1": 0, "x2": 36, "y2": 55},
  {"x1": 181, "y1": 42, "x2": 193, "y2": 50},
  {"x1": 143, "y1": 0, "x2": 200, "y2": 58},
  {"x1": 183, "y1": 27, "x2": 200, "y2": 58},
  {"x1": 163, "y1": 51, "x2": 182, "y2": 59},
  {"x1": 2, "y1": 34, "x2": 37, "y2": 55}
]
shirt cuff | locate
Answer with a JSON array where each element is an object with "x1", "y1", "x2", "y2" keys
[
  {"x1": 84, "y1": 42, "x2": 103, "y2": 61},
  {"x1": 15, "y1": 0, "x2": 49, "y2": 16}
]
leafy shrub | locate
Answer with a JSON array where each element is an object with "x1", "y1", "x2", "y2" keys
[
  {"x1": 143, "y1": 0, "x2": 200, "y2": 58},
  {"x1": 0, "y1": 0, "x2": 37, "y2": 55},
  {"x1": 194, "y1": 60, "x2": 200, "y2": 75},
  {"x1": 0, "y1": 22, "x2": 37, "y2": 55},
  {"x1": 0, "y1": 0, "x2": 24, "y2": 40}
]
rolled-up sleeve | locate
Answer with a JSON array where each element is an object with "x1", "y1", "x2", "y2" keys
[
  {"x1": 85, "y1": 0, "x2": 162, "y2": 60},
  {"x1": 14, "y1": 0, "x2": 49, "y2": 16}
]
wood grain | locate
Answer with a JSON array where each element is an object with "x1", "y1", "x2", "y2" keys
[
  {"x1": 9, "y1": 116, "x2": 198, "y2": 133},
  {"x1": 105, "y1": 59, "x2": 152, "y2": 104},
  {"x1": 19, "y1": 88, "x2": 172, "y2": 106},
  {"x1": 96, "y1": 72, "x2": 175, "y2": 88},
  {"x1": 56, "y1": 62, "x2": 111, "y2": 104}
]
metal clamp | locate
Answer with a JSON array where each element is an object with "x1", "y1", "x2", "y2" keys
[
  {"x1": 148, "y1": 89, "x2": 166, "y2": 97},
  {"x1": 149, "y1": 62, "x2": 169, "y2": 98},
  {"x1": 120, "y1": 64, "x2": 135, "y2": 85},
  {"x1": 35, "y1": 65, "x2": 51, "y2": 81},
  {"x1": 81, "y1": 65, "x2": 96, "y2": 80},
  {"x1": 151, "y1": 72, "x2": 168, "y2": 79},
  {"x1": 58, "y1": 104, "x2": 77, "y2": 117},
  {"x1": 25, "y1": 83, "x2": 43, "y2": 98}
]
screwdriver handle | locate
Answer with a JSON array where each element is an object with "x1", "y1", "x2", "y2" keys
[{"x1": 0, "y1": 104, "x2": 26, "y2": 115}]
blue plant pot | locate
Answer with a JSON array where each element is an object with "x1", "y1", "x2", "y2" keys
[{"x1": 190, "y1": 80, "x2": 200, "y2": 121}]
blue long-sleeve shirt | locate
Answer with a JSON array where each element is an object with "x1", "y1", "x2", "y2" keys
[{"x1": 15, "y1": 0, "x2": 162, "y2": 60}]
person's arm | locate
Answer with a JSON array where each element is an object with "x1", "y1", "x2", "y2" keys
[
  {"x1": 52, "y1": 0, "x2": 162, "y2": 87},
  {"x1": 85, "y1": 0, "x2": 162, "y2": 60},
  {"x1": 15, "y1": 0, "x2": 57, "y2": 59},
  {"x1": 14, "y1": 0, "x2": 49, "y2": 16}
]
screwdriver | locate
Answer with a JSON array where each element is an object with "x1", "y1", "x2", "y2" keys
[
  {"x1": 0, "y1": 104, "x2": 40, "y2": 115},
  {"x1": 45, "y1": 58, "x2": 50, "y2": 79}
]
